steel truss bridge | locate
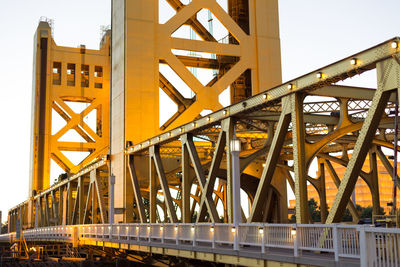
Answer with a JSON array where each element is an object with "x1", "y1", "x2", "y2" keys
[
  {"x1": 1, "y1": 0, "x2": 400, "y2": 265},
  {"x1": 2, "y1": 37, "x2": 400, "y2": 266}
]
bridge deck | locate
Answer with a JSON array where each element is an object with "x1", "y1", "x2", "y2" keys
[{"x1": 1, "y1": 223, "x2": 399, "y2": 267}]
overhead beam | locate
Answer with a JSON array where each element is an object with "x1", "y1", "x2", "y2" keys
[{"x1": 311, "y1": 85, "x2": 398, "y2": 102}]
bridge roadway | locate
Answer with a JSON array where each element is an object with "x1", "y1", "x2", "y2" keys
[{"x1": 1, "y1": 223, "x2": 399, "y2": 267}]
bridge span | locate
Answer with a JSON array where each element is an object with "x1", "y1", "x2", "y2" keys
[
  {"x1": 2, "y1": 0, "x2": 400, "y2": 266},
  {"x1": 2, "y1": 223, "x2": 399, "y2": 266}
]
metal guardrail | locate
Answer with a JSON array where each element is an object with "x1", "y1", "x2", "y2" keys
[{"x1": 1, "y1": 223, "x2": 399, "y2": 266}]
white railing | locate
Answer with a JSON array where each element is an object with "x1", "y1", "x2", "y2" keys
[{"x1": 1, "y1": 223, "x2": 400, "y2": 266}]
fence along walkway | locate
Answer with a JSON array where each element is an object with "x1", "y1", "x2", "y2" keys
[{"x1": 0, "y1": 223, "x2": 399, "y2": 267}]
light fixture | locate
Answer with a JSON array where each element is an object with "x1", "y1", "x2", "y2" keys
[
  {"x1": 174, "y1": 226, "x2": 178, "y2": 231},
  {"x1": 350, "y1": 58, "x2": 358, "y2": 65},
  {"x1": 316, "y1": 72, "x2": 323, "y2": 79},
  {"x1": 168, "y1": 132, "x2": 172, "y2": 137},
  {"x1": 287, "y1": 83, "x2": 294, "y2": 90},
  {"x1": 291, "y1": 229, "x2": 296, "y2": 236},
  {"x1": 231, "y1": 227, "x2": 236, "y2": 233},
  {"x1": 136, "y1": 226, "x2": 139, "y2": 230},
  {"x1": 192, "y1": 122, "x2": 196, "y2": 127},
  {"x1": 230, "y1": 137, "x2": 241, "y2": 153},
  {"x1": 262, "y1": 163, "x2": 266, "y2": 168},
  {"x1": 160, "y1": 226, "x2": 163, "y2": 230},
  {"x1": 147, "y1": 226, "x2": 151, "y2": 230},
  {"x1": 259, "y1": 228, "x2": 264, "y2": 234},
  {"x1": 210, "y1": 227, "x2": 214, "y2": 232},
  {"x1": 180, "y1": 128, "x2": 184, "y2": 133},
  {"x1": 263, "y1": 94, "x2": 268, "y2": 100},
  {"x1": 126, "y1": 227, "x2": 129, "y2": 230},
  {"x1": 392, "y1": 41, "x2": 398, "y2": 49},
  {"x1": 191, "y1": 226, "x2": 195, "y2": 232},
  {"x1": 223, "y1": 110, "x2": 228, "y2": 115},
  {"x1": 206, "y1": 116, "x2": 211, "y2": 122}
]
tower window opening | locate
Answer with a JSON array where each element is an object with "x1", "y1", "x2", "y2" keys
[
  {"x1": 52, "y1": 62, "x2": 61, "y2": 85},
  {"x1": 67, "y1": 63, "x2": 75, "y2": 86},
  {"x1": 94, "y1": 66, "x2": 103, "y2": 89},
  {"x1": 81, "y1": 64, "x2": 89, "y2": 87}
]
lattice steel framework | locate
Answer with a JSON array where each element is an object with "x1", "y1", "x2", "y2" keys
[{"x1": 29, "y1": 21, "x2": 110, "y2": 198}]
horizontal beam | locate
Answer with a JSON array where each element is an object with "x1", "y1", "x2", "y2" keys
[
  {"x1": 160, "y1": 55, "x2": 235, "y2": 69},
  {"x1": 311, "y1": 85, "x2": 399, "y2": 102},
  {"x1": 240, "y1": 112, "x2": 340, "y2": 124}
]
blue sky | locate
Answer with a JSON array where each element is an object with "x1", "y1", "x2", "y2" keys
[{"x1": 0, "y1": 0, "x2": 399, "y2": 223}]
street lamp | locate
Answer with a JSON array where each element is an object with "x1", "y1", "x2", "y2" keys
[
  {"x1": 230, "y1": 136, "x2": 241, "y2": 226},
  {"x1": 231, "y1": 135, "x2": 241, "y2": 251}
]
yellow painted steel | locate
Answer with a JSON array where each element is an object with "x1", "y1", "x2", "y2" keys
[
  {"x1": 29, "y1": 22, "x2": 110, "y2": 197},
  {"x1": 7, "y1": 0, "x2": 400, "y2": 236},
  {"x1": 110, "y1": 0, "x2": 282, "y2": 223}
]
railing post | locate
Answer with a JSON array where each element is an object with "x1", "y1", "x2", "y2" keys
[
  {"x1": 161, "y1": 224, "x2": 164, "y2": 244},
  {"x1": 293, "y1": 224, "x2": 299, "y2": 258},
  {"x1": 212, "y1": 224, "x2": 215, "y2": 249},
  {"x1": 333, "y1": 224, "x2": 339, "y2": 262},
  {"x1": 148, "y1": 225, "x2": 151, "y2": 243},
  {"x1": 233, "y1": 226, "x2": 239, "y2": 251},
  {"x1": 359, "y1": 226, "x2": 367, "y2": 267},
  {"x1": 261, "y1": 225, "x2": 265, "y2": 254},
  {"x1": 192, "y1": 225, "x2": 196, "y2": 247},
  {"x1": 176, "y1": 225, "x2": 179, "y2": 245}
]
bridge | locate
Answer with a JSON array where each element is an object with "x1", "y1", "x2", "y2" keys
[{"x1": 1, "y1": 0, "x2": 400, "y2": 266}]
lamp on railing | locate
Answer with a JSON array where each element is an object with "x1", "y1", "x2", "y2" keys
[
  {"x1": 291, "y1": 228, "x2": 297, "y2": 236},
  {"x1": 230, "y1": 137, "x2": 241, "y2": 153},
  {"x1": 231, "y1": 135, "x2": 241, "y2": 251},
  {"x1": 230, "y1": 135, "x2": 241, "y2": 226}
]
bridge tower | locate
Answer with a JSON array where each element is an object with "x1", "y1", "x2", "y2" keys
[
  {"x1": 29, "y1": 21, "x2": 111, "y2": 198},
  {"x1": 110, "y1": 0, "x2": 282, "y2": 223}
]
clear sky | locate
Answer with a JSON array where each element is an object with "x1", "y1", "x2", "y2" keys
[{"x1": 0, "y1": 0, "x2": 399, "y2": 223}]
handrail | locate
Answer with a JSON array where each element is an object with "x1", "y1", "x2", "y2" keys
[{"x1": 2, "y1": 223, "x2": 399, "y2": 266}]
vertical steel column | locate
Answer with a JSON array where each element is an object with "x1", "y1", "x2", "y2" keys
[
  {"x1": 369, "y1": 151, "x2": 381, "y2": 216},
  {"x1": 182, "y1": 139, "x2": 191, "y2": 223},
  {"x1": 109, "y1": 175, "x2": 115, "y2": 225},
  {"x1": 291, "y1": 93, "x2": 309, "y2": 223},
  {"x1": 230, "y1": 135, "x2": 241, "y2": 226},
  {"x1": 319, "y1": 162, "x2": 328, "y2": 223},
  {"x1": 149, "y1": 150, "x2": 157, "y2": 223},
  {"x1": 392, "y1": 89, "x2": 399, "y2": 214},
  {"x1": 222, "y1": 118, "x2": 234, "y2": 223}
]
